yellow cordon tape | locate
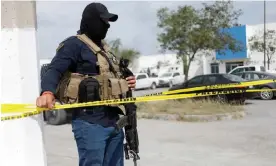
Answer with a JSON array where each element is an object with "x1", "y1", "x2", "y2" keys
[
  {"x1": 1, "y1": 110, "x2": 43, "y2": 121},
  {"x1": 1, "y1": 88, "x2": 276, "y2": 121},
  {"x1": 145, "y1": 79, "x2": 276, "y2": 96},
  {"x1": 1, "y1": 79, "x2": 276, "y2": 121},
  {"x1": 1, "y1": 79, "x2": 275, "y2": 113}
]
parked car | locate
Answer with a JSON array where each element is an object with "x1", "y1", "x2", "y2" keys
[
  {"x1": 158, "y1": 72, "x2": 185, "y2": 88},
  {"x1": 134, "y1": 73, "x2": 159, "y2": 90},
  {"x1": 228, "y1": 65, "x2": 265, "y2": 75},
  {"x1": 168, "y1": 73, "x2": 256, "y2": 103},
  {"x1": 232, "y1": 71, "x2": 276, "y2": 100}
]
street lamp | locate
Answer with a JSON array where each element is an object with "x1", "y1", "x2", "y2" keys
[{"x1": 264, "y1": 0, "x2": 266, "y2": 71}]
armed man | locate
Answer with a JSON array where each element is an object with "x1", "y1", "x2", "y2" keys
[{"x1": 36, "y1": 2, "x2": 139, "y2": 166}]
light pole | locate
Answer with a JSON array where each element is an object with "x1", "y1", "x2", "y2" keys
[{"x1": 264, "y1": 0, "x2": 267, "y2": 70}]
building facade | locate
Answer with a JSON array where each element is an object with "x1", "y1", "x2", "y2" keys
[
  {"x1": 203, "y1": 22, "x2": 276, "y2": 75},
  {"x1": 134, "y1": 22, "x2": 276, "y2": 79}
]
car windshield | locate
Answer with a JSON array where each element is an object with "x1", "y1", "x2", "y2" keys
[
  {"x1": 160, "y1": 73, "x2": 172, "y2": 78},
  {"x1": 223, "y1": 74, "x2": 247, "y2": 82}
]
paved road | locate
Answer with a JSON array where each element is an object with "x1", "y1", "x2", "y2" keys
[{"x1": 45, "y1": 88, "x2": 276, "y2": 166}]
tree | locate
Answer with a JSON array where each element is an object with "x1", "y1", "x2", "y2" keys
[
  {"x1": 119, "y1": 48, "x2": 140, "y2": 62},
  {"x1": 157, "y1": 0, "x2": 244, "y2": 81},
  {"x1": 108, "y1": 38, "x2": 122, "y2": 56},
  {"x1": 108, "y1": 38, "x2": 140, "y2": 66},
  {"x1": 249, "y1": 29, "x2": 276, "y2": 70}
]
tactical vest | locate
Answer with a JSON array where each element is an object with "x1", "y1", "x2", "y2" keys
[{"x1": 55, "y1": 34, "x2": 129, "y2": 105}]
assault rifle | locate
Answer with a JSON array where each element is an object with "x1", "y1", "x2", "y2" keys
[{"x1": 116, "y1": 58, "x2": 140, "y2": 166}]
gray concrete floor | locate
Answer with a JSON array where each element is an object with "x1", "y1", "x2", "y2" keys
[{"x1": 45, "y1": 89, "x2": 276, "y2": 166}]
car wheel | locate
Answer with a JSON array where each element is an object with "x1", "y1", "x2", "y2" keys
[
  {"x1": 44, "y1": 101, "x2": 67, "y2": 125},
  {"x1": 150, "y1": 82, "x2": 157, "y2": 89},
  {"x1": 259, "y1": 87, "x2": 274, "y2": 100}
]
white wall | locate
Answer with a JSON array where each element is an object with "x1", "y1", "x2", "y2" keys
[
  {"x1": 134, "y1": 53, "x2": 204, "y2": 79},
  {"x1": 1, "y1": 2, "x2": 47, "y2": 166}
]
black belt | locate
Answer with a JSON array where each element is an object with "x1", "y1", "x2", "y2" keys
[
  {"x1": 76, "y1": 106, "x2": 124, "y2": 116},
  {"x1": 77, "y1": 107, "x2": 100, "y2": 116}
]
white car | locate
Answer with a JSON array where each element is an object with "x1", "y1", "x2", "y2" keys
[
  {"x1": 134, "y1": 73, "x2": 159, "y2": 90},
  {"x1": 158, "y1": 72, "x2": 185, "y2": 88},
  {"x1": 228, "y1": 65, "x2": 265, "y2": 75}
]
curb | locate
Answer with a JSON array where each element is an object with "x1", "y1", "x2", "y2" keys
[{"x1": 137, "y1": 111, "x2": 247, "y2": 122}]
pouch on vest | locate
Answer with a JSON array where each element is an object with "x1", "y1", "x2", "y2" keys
[
  {"x1": 78, "y1": 77, "x2": 101, "y2": 103},
  {"x1": 56, "y1": 72, "x2": 86, "y2": 104},
  {"x1": 95, "y1": 76, "x2": 128, "y2": 99},
  {"x1": 108, "y1": 78, "x2": 129, "y2": 99}
]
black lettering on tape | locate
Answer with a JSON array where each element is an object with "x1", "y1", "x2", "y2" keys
[
  {"x1": 147, "y1": 92, "x2": 162, "y2": 96},
  {"x1": 196, "y1": 92, "x2": 203, "y2": 96},
  {"x1": 218, "y1": 91, "x2": 222, "y2": 94},
  {"x1": 211, "y1": 91, "x2": 216, "y2": 95}
]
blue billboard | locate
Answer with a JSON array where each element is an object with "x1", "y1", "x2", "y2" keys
[{"x1": 216, "y1": 25, "x2": 247, "y2": 60}]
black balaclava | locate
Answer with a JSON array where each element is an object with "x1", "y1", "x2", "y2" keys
[{"x1": 80, "y1": 3, "x2": 117, "y2": 46}]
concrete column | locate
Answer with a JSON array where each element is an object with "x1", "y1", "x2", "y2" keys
[{"x1": 1, "y1": 1, "x2": 47, "y2": 166}]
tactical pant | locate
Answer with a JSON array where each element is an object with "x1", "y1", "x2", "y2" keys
[{"x1": 72, "y1": 119, "x2": 124, "y2": 166}]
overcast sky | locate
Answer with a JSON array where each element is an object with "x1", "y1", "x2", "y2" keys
[{"x1": 36, "y1": 1, "x2": 276, "y2": 59}]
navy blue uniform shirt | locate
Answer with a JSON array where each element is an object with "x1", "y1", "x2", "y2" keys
[{"x1": 41, "y1": 36, "x2": 123, "y2": 127}]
